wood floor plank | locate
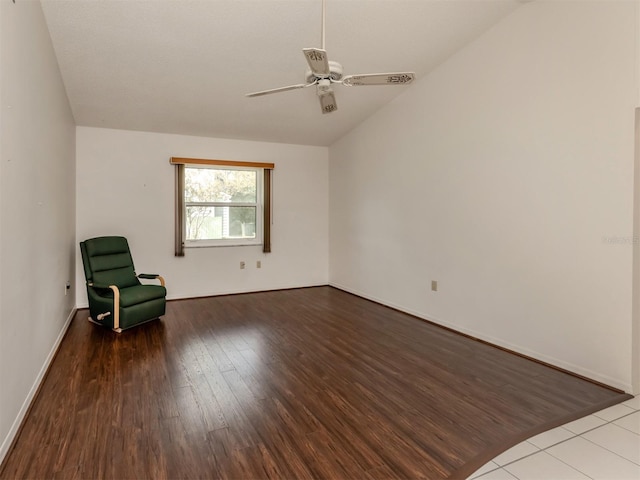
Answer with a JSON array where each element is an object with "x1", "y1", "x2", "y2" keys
[{"x1": 0, "y1": 286, "x2": 631, "y2": 479}]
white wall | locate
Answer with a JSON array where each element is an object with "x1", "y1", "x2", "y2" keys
[
  {"x1": 330, "y1": 0, "x2": 638, "y2": 392},
  {"x1": 0, "y1": 0, "x2": 76, "y2": 461},
  {"x1": 76, "y1": 127, "x2": 329, "y2": 305}
]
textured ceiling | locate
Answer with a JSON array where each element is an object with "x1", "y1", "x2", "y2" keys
[{"x1": 41, "y1": 0, "x2": 521, "y2": 146}]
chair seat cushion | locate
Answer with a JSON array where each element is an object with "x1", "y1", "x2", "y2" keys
[{"x1": 119, "y1": 285, "x2": 167, "y2": 308}]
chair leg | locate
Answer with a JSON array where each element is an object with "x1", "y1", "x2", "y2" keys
[
  {"x1": 88, "y1": 314, "x2": 122, "y2": 333},
  {"x1": 108, "y1": 286, "x2": 121, "y2": 331}
]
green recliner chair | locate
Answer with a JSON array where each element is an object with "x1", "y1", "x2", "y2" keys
[{"x1": 80, "y1": 236, "x2": 167, "y2": 332}]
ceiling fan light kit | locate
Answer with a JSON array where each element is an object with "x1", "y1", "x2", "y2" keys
[{"x1": 246, "y1": 0, "x2": 416, "y2": 114}]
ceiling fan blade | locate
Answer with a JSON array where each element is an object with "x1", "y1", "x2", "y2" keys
[
  {"x1": 342, "y1": 72, "x2": 416, "y2": 87},
  {"x1": 319, "y1": 91, "x2": 338, "y2": 114},
  {"x1": 246, "y1": 83, "x2": 314, "y2": 97},
  {"x1": 303, "y1": 48, "x2": 330, "y2": 77}
]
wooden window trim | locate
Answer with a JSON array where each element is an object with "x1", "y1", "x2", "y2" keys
[{"x1": 170, "y1": 157, "x2": 275, "y2": 170}]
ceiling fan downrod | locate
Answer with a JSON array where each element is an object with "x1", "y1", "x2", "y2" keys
[{"x1": 321, "y1": 0, "x2": 326, "y2": 51}]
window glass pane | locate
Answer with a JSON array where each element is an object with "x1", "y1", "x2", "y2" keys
[
  {"x1": 185, "y1": 168, "x2": 257, "y2": 203},
  {"x1": 186, "y1": 206, "x2": 256, "y2": 240}
]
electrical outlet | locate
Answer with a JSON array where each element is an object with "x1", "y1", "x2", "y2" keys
[
  {"x1": 256, "y1": 260, "x2": 261, "y2": 268},
  {"x1": 431, "y1": 280, "x2": 438, "y2": 292},
  {"x1": 240, "y1": 261, "x2": 245, "y2": 270},
  {"x1": 65, "y1": 281, "x2": 71, "y2": 295}
]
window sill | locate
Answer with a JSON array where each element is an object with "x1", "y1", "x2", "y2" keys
[{"x1": 184, "y1": 242, "x2": 263, "y2": 249}]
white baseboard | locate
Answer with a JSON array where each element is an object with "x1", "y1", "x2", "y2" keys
[
  {"x1": 75, "y1": 283, "x2": 330, "y2": 310},
  {"x1": 0, "y1": 307, "x2": 76, "y2": 465},
  {"x1": 164, "y1": 283, "x2": 329, "y2": 302},
  {"x1": 330, "y1": 282, "x2": 632, "y2": 394}
]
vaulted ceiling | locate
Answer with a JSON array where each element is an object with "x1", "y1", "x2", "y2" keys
[{"x1": 41, "y1": 0, "x2": 522, "y2": 146}]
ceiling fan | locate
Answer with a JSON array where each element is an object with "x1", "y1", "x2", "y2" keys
[{"x1": 245, "y1": 0, "x2": 416, "y2": 114}]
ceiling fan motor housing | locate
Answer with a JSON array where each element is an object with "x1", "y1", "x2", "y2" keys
[{"x1": 305, "y1": 60, "x2": 343, "y2": 83}]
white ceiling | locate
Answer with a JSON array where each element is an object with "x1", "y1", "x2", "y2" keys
[{"x1": 41, "y1": 0, "x2": 522, "y2": 147}]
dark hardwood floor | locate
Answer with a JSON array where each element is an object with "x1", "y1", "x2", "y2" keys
[{"x1": 0, "y1": 286, "x2": 630, "y2": 479}]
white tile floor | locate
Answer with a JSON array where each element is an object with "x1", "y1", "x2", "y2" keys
[{"x1": 467, "y1": 396, "x2": 640, "y2": 480}]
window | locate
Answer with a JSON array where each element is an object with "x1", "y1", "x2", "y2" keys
[
  {"x1": 185, "y1": 166, "x2": 261, "y2": 245},
  {"x1": 171, "y1": 158, "x2": 273, "y2": 255}
]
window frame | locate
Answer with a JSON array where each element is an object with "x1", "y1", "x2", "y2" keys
[
  {"x1": 171, "y1": 157, "x2": 274, "y2": 256},
  {"x1": 184, "y1": 164, "x2": 263, "y2": 248}
]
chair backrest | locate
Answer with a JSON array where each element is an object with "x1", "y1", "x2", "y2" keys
[{"x1": 80, "y1": 236, "x2": 140, "y2": 288}]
